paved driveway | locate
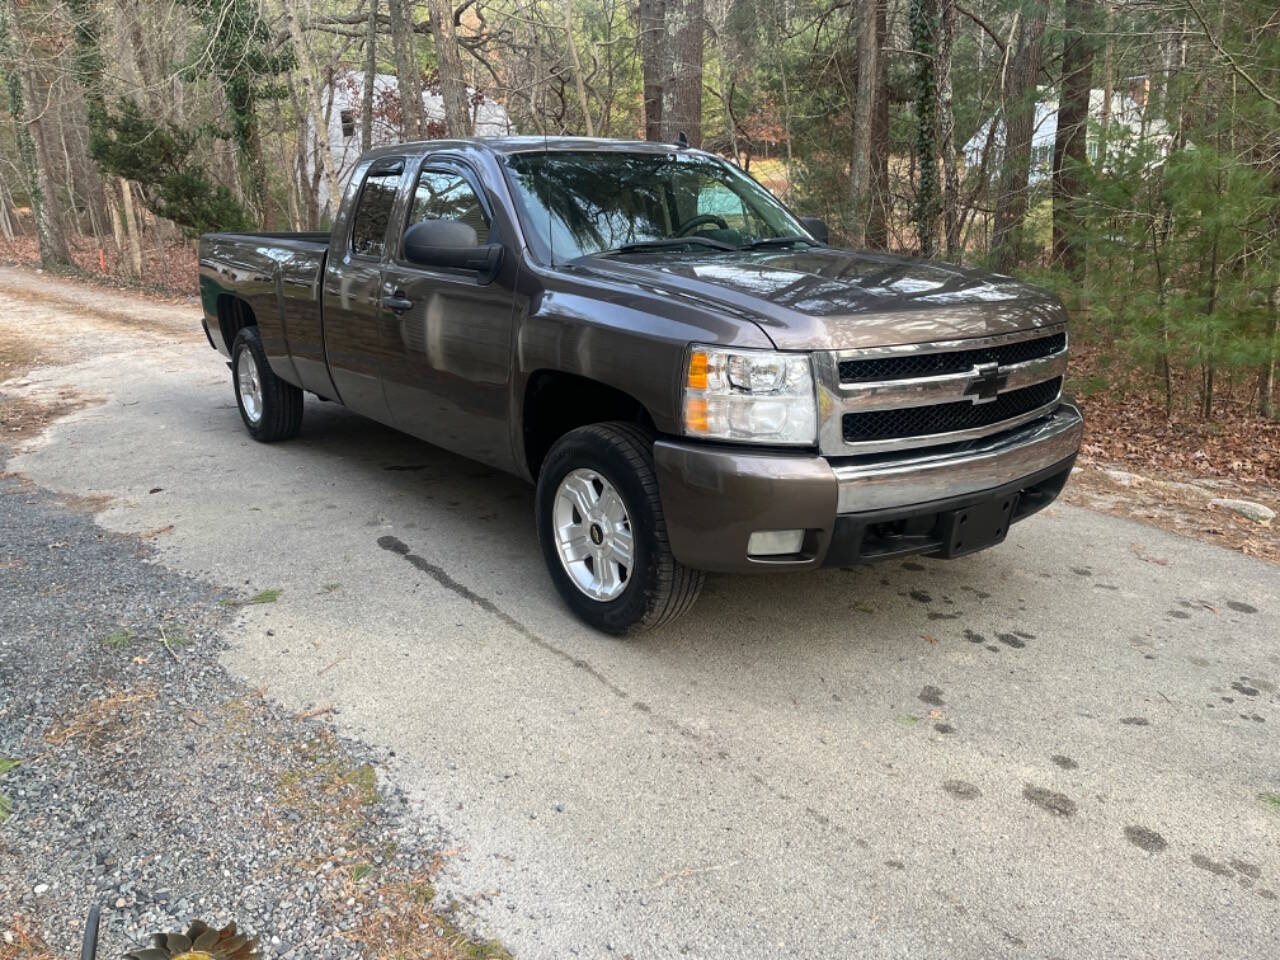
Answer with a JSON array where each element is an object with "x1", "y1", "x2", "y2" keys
[{"x1": 3, "y1": 267, "x2": 1277, "y2": 958}]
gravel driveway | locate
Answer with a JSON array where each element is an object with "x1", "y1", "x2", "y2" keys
[{"x1": 2, "y1": 265, "x2": 1278, "y2": 959}]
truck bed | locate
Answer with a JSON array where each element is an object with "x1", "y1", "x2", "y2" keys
[{"x1": 198, "y1": 231, "x2": 333, "y2": 398}]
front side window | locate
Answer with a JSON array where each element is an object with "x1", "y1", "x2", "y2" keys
[
  {"x1": 502, "y1": 151, "x2": 807, "y2": 261},
  {"x1": 408, "y1": 168, "x2": 490, "y2": 244},
  {"x1": 349, "y1": 166, "x2": 401, "y2": 257}
]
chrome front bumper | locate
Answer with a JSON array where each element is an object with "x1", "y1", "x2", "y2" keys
[
  {"x1": 833, "y1": 401, "x2": 1084, "y2": 513},
  {"x1": 654, "y1": 402, "x2": 1084, "y2": 573}
]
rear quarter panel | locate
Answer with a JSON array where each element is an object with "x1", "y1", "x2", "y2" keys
[{"x1": 198, "y1": 234, "x2": 329, "y2": 392}]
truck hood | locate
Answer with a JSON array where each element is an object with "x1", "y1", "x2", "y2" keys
[{"x1": 570, "y1": 247, "x2": 1068, "y2": 350}]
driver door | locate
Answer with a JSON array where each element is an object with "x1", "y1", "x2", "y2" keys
[{"x1": 379, "y1": 159, "x2": 518, "y2": 470}]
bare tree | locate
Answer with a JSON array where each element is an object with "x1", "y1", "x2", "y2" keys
[
  {"x1": 937, "y1": 0, "x2": 960, "y2": 258},
  {"x1": 564, "y1": 0, "x2": 595, "y2": 135},
  {"x1": 363, "y1": 0, "x2": 378, "y2": 151},
  {"x1": 0, "y1": 0, "x2": 70, "y2": 267},
  {"x1": 283, "y1": 0, "x2": 342, "y2": 220},
  {"x1": 662, "y1": 0, "x2": 703, "y2": 145},
  {"x1": 639, "y1": 0, "x2": 664, "y2": 141},
  {"x1": 388, "y1": 0, "x2": 426, "y2": 137},
  {"x1": 639, "y1": 0, "x2": 703, "y2": 145},
  {"x1": 427, "y1": 0, "x2": 473, "y2": 135},
  {"x1": 1051, "y1": 0, "x2": 1097, "y2": 277},
  {"x1": 867, "y1": 0, "x2": 891, "y2": 249},
  {"x1": 991, "y1": 4, "x2": 1048, "y2": 272},
  {"x1": 1264, "y1": 278, "x2": 1278, "y2": 419},
  {"x1": 848, "y1": 0, "x2": 879, "y2": 246}
]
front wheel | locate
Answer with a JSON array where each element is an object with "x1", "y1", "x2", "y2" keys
[
  {"x1": 535, "y1": 422, "x2": 705, "y2": 635},
  {"x1": 232, "y1": 326, "x2": 303, "y2": 442}
]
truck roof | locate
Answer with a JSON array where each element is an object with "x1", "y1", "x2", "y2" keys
[{"x1": 362, "y1": 136, "x2": 714, "y2": 161}]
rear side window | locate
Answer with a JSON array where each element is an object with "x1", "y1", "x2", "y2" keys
[
  {"x1": 408, "y1": 169, "x2": 491, "y2": 244},
  {"x1": 350, "y1": 166, "x2": 401, "y2": 258}
]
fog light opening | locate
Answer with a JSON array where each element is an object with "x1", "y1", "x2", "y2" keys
[{"x1": 747, "y1": 529, "x2": 805, "y2": 558}]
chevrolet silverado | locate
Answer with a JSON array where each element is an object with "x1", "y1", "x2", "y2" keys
[{"x1": 198, "y1": 137, "x2": 1083, "y2": 633}]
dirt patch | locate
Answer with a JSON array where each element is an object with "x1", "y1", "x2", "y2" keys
[
  {"x1": 0, "y1": 315, "x2": 90, "y2": 444},
  {"x1": 0, "y1": 334, "x2": 56, "y2": 385},
  {"x1": 1064, "y1": 464, "x2": 1280, "y2": 564},
  {"x1": 0, "y1": 391, "x2": 88, "y2": 443}
]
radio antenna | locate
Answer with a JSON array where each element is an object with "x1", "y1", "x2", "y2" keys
[{"x1": 544, "y1": 105, "x2": 553, "y2": 266}]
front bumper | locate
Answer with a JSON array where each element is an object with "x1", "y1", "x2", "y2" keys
[{"x1": 653, "y1": 401, "x2": 1083, "y2": 573}]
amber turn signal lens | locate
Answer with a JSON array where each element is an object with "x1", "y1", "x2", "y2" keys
[
  {"x1": 687, "y1": 350, "x2": 709, "y2": 391},
  {"x1": 685, "y1": 396, "x2": 709, "y2": 433}
]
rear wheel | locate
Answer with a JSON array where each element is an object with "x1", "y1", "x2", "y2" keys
[
  {"x1": 232, "y1": 326, "x2": 303, "y2": 442},
  {"x1": 536, "y1": 422, "x2": 704, "y2": 635}
]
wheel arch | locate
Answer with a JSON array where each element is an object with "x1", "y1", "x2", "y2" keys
[
  {"x1": 521, "y1": 370, "x2": 659, "y2": 479},
  {"x1": 216, "y1": 294, "x2": 258, "y2": 355}
]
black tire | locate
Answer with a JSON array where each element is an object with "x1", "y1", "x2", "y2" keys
[
  {"x1": 232, "y1": 326, "x2": 303, "y2": 442},
  {"x1": 535, "y1": 421, "x2": 705, "y2": 635}
]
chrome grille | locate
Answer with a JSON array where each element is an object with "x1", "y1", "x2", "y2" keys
[
  {"x1": 842, "y1": 377, "x2": 1063, "y2": 443},
  {"x1": 839, "y1": 332, "x2": 1066, "y2": 383},
  {"x1": 816, "y1": 325, "x2": 1068, "y2": 455}
]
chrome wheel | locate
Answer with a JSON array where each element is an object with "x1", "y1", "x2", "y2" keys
[
  {"x1": 236, "y1": 347, "x2": 263, "y2": 424},
  {"x1": 552, "y1": 468, "x2": 634, "y2": 601}
]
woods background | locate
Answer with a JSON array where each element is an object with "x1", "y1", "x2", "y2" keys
[{"x1": 0, "y1": 0, "x2": 1277, "y2": 463}]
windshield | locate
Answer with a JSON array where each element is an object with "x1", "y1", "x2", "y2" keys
[{"x1": 502, "y1": 150, "x2": 811, "y2": 262}]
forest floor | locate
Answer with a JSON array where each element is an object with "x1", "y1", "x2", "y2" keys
[{"x1": 2, "y1": 235, "x2": 1275, "y2": 562}]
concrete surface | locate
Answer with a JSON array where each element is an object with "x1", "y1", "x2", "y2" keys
[{"x1": 3, "y1": 266, "x2": 1278, "y2": 959}]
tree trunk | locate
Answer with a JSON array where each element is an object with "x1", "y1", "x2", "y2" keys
[
  {"x1": 387, "y1": 0, "x2": 425, "y2": 138},
  {"x1": 1051, "y1": 0, "x2": 1097, "y2": 278},
  {"x1": 0, "y1": 171, "x2": 14, "y2": 241},
  {"x1": 118, "y1": 178, "x2": 143, "y2": 278},
  {"x1": 564, "y1": 0, "x2": 594, "y2": 136},
  {"x1": 426, "y1": 0, "x2": 473, "y2": 136},
  {"x1": 1, "y1": 0, "x2": 71, "y2": 268},
  {"x1": 848, "y1": 0, "x2": 879, "y2": 247},
  {"x1": 1262, "y1": 280, "x2": 1278, "y2": 419},
  {"x1": 867, "y1": 0, "x2": 891, "y2": 248},
  {"x1": 362, "y1": 0, "x2": 378, "y2": 151},
  {"x1": 911, "y1": 0, "x2": 941, "y2": 257},
  {"x1": 639, "y1": 0, "x2": 665, "y2": 141},
  {"x1": 991, "y1": 4, "x2": 1048, "y2": 272},
  {"x1": 660, "y1": 0, "x2": 704, "y2": 145},
  {"x1": 1098, "y1": 5, "x2": 1113, "y2": 167},
  {"x1": 937, "y1": 0, "x2": 960, "y2": 258},
  {"x1": 225, "y1": 75, "x2": 273, "y2": 229},
  {"x1": 283, "y1": 0, "x2": 343, "y2": 220}
]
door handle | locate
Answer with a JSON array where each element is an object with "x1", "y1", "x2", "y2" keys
[{"x1": 382, "y1": 293, "x2": 414, "y2": 312}]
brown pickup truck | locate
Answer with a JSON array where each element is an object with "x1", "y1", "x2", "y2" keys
[{"x1": 198, "y1": 137, "x2": 1082, "y2": 634}]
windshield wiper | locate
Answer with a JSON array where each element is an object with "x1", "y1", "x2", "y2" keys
[
  {"x1": 592, "y1": 236, "x2": 739, "y2": 258},
  {"x1": 739, "y1": 236, "x2": 818, "y2": 251}
]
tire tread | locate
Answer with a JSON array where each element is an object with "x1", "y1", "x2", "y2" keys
[
  {"x1": 537, "y1": 421, "x2": 705, "y2": 634},
  {"x1": 233, "y1": 327, "x2": 303, "y2": 442}
]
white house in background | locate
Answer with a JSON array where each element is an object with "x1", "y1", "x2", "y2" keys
[
  {"x1": 962, "y1": 77, "x2": 1175, "y2": 186},
  {"x1": 310, "y1": 71, "x2": 512, "y2": 210}
]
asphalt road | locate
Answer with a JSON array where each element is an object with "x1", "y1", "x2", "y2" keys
[{"x1": 3, "y1": 266, "x2": 1278, "y2": 959}]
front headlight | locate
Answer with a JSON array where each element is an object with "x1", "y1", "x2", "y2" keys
[{"x1": 682, "y1": 345, "x2": 817, "y2": 445}]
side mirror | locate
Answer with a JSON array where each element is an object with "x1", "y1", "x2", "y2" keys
[
  {"x1": 798, "y1": 217, "x2": 829, "y2": 245},
  {"x1": 402, "y1": 219, "x2": 503, "y2": 277}
]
